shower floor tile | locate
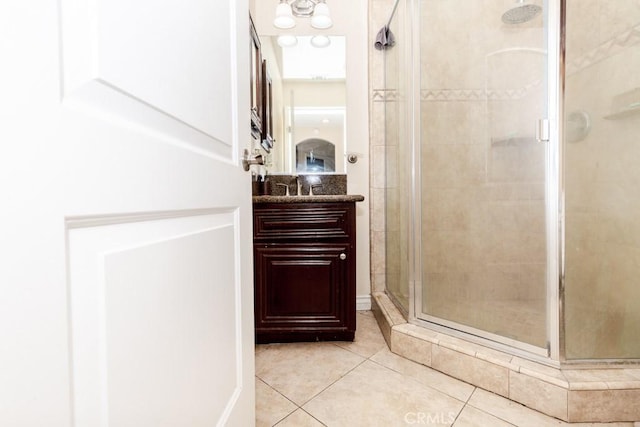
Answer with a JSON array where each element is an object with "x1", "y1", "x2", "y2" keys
[{"x1": 255, "y1": 311, "x2": 638, "y2": 427}]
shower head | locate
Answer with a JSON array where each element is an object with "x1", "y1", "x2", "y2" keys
[{"x1": 502, "y1": 0, "x2": 542, "y2": 24}]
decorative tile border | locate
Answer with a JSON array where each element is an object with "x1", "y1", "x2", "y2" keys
[
  {"x1": 373, "y1": 80, "x2": 543, "y2": 103},
  {"x1": 372, "y1": 89, "x2": 400, "y2": 102},
  {"x1": 567, "y1": 24, "x2": 640, "y2": 75},
  {"x1": 421, "y1": 88, "x2": 488, "y2": 101},
  {"x1": 420, "y1": 81, "x2": 542, "y2": 102},
  {"x1": 373, "y1": 25, "x2": 640, "y2": 103}
]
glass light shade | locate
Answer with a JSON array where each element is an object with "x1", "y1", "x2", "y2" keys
[
  {"x1": 277, "y1": 35, "x2": 298, "y2": 47},
  {"x1": 274, "y1": 2, "x2": 295, "y2": 29},
  {"x1": 310, "y1": 2, "x2": 332, "y2": 29},
  {"x1": 310, "y1": 35, "x2": 331, "y2": 48}
]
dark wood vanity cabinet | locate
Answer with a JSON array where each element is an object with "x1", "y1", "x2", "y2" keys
[{"x1": 253, "y1": 202, "x2": 357, "y2": 343}]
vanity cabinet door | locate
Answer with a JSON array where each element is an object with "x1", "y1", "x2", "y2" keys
[
  {"x1": 254, "y1": 244, "x2": 352, "y2": 342},
  {"x1": 253, "y1": 202, "x2": 357, "y2": 343}
]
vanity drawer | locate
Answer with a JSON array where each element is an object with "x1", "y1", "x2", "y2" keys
[{"x1": 253, "y1": 203, "x2": 354, "y2": 241}]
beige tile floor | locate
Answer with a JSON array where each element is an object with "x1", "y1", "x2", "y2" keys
[{"x1": 255, "y1": 311, "x2": 637, "y2": 427}]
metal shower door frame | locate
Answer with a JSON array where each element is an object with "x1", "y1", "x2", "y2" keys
[{"x1": 408, "y1": 0, "x2": 563, "y2": 362}]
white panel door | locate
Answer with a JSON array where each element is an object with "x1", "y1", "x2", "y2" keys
[{"x1": 0, "y1": 1, "x2": 254, "y2": 426}]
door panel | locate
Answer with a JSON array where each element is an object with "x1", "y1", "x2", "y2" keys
[
  {"x1": 67, "y1": 212, "x2": 244, "y2": 426},
  {"x1": 0, "y1": 0, "x2": 253, "y2": 425},
  {"x1": 60, "y1": 0, "x2": 235, "y2": 158}
]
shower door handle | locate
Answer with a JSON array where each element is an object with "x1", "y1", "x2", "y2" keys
[{"x1": 536, "y1": 118, "x2": 550, "y2": 142}]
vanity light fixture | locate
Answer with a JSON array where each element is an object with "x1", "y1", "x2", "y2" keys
[{"x1": 273, "y1": 0, "x2": 333, "y2": 30}]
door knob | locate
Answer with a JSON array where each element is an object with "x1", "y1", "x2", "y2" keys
[{"x1": 339, "y1": 253, "x2": 347, "y2": 260}]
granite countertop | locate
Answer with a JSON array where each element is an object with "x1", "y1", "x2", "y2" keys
[{"x1": 253, "y1": 194, "x2": 365, "y2": 204}]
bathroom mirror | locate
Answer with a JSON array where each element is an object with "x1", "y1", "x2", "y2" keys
[{"x1": 257, "y1": 34, "x2": 346, "y2": 174}]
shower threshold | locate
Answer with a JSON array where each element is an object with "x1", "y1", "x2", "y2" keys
[{"x1": 372, "y1": 292, "x2": 640, "y2": 423}]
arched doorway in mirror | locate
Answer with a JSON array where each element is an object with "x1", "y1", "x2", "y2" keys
[{"x1": 296, "y1": 138, "x2": 335, "y2": 173}]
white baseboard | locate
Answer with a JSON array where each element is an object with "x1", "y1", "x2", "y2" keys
[{"x1": 356, "y1": 294, "x2": 372, "y2": 311}]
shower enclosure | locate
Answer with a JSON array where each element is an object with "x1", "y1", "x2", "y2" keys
[{"x1": 383, "y1": 0, "x2": 640, "y2": 362}]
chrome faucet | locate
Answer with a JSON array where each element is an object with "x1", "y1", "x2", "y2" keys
[
  {"x1": 275, "y1": 182, "x2": 290, "y2": 196},
  {"x1": 293, "y1": 175, "x2": 302, "y2": 196},
  {"x1": 309, "y1": 184, "x2": 323, "y2": 196}
]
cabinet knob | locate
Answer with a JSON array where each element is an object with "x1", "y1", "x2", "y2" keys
[{"x1": 339, "y1": 253, "x2": 347, "y2": 260}]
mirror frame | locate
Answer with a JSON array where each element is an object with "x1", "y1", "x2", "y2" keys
[
  {"x1": 261, "y1": 59, "x2": 274, "y2": 152},
  {"x1": 249, "y1": 17, "x2": 262, "y2": 141}
]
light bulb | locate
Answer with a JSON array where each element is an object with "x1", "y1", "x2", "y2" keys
[
  {"x1": 311, "y1": 2, "x2": 332, "y2": 29},
  {"x1": 274, "y1": 1, "x2": 295, "y2": 29}
]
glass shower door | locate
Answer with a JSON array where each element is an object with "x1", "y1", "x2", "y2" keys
[
  {"x1": 563, "y1": 0, "x2": 640, "y2": 360},
  {"x1": 417, "y1": 0, "x2": 551, "y2": 351}
]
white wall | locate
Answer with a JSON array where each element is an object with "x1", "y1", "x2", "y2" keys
[{"x1": 252, "y1": 0, "x2": 371, "y2": 307}]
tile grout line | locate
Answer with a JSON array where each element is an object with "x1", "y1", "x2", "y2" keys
[
  {"x1": 289, "y1": 316, "x2": 387, "y2": 425},
  {"x1": 465, "y1": 389, "x2": 535, "y2": 427},
  {"x1": 298, "y1": 408, "x2": 328, "y2": 427},
  {"x1": 258, "y1": 312, "x2": 386, "y2": 426},
  {"x1": 298, "y1": 355, "x2": 370, "y2": 410},
  {"x1": 450, "y1": 387, "x2": 484, "y2": 427},
  {"x1": 256, "y1": 376, "x2": 301, "y2": 425},
  {"x1": 366, "y1": 347, "x2": 477, "y2": 408},
  {"x1": 272, "y1": 407, "x2": 328, "y2": 427}
]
